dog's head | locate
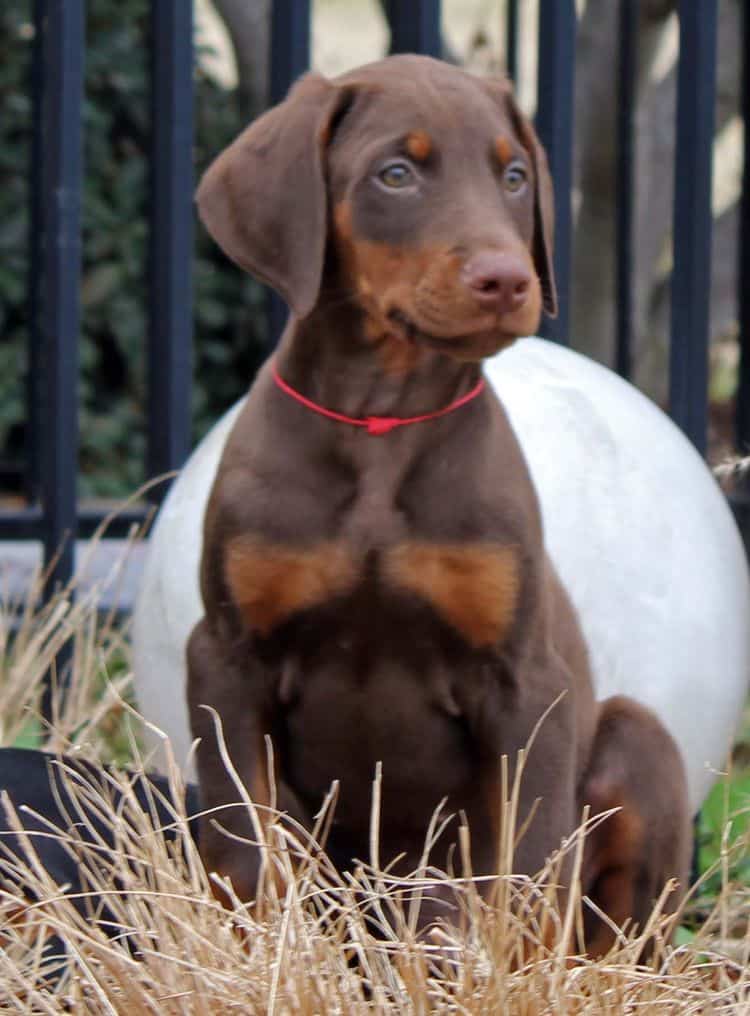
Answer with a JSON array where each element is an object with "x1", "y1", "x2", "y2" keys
[{"x1": 197, "y1": 54, "x2": 556, "y2": 362}]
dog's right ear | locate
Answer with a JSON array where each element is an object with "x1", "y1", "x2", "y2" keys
[{"x1": 196, "y1": 73, "x2": 349, "y2": 319}]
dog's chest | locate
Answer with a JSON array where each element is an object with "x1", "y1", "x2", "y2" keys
[
  {"x1": 224, "y1": 447, "x2": 522, "y2": 650},
  {"x1": 225, "y1": 534, "x2": 520, "y2": 651}
]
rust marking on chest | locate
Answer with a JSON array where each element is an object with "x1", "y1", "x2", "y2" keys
[
  {"x1": 384, "y1": 542, "x2": 520, "y2": 648},
  {"x1": 224, "y1": 538, "x2": 359, "y2": 635}
]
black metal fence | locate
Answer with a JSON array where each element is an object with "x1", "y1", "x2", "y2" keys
[{"x1": 1, "y1": 0, "x2": 748, "y2": 594}]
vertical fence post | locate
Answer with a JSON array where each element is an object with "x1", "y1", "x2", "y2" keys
[
  {"x1": 736, "y1": 0, "x2": 750, "y2": 452},
  {"x1": 35, "y1": 0, "x2": 85, "y2": 713},
  {"x1": 26, "y1": 0, "x2": 47, "y2": 506},
  {"x1": 39, "y1": 0, "x2": 84, "y2": 593},
  {"x1": 731, "y1": 0, "x2": 750, "y2": 551},
  {"x1": 615, "y1": 0, "x2": 637, "y2": 380},
  {"x1": 147, "y1": 2, "x2": 194, "y2": 499},
  {"x1": 385, "y1": 0, "x2": 442, "y2": 57},
  {"x1": 535, "y1": 0, "x2": 576, "y2": 345},
  {"x1": 270, "y1": 0, "x2": 311, "y2": 105},
  {"x1": 669, "y1": 1, "x2": 717, "y2": 455},
  {"x1": 506, "y1": 0, "x2": 519, "y2": 84},
  {"x1": 267, "y1": 0, "x2": 312, "y2": 343}
]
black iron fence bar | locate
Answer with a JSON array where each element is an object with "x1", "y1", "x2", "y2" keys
[
  {"x1": 0, "y1": 506, "x2": 45, "y2": 542},
  {"x1": 736, "y1": 0, "x2": 750, "y2": 452},
  {"x1": 731, "y1": 0, "x2": 750, "y2": 554},
  {"x1": 147, "y1": 1, "x2": 194, "y2": 499},
  {"x1": 535, "y1": 0, "x2": 576, "y2": 346},
  {"x1": 26, "y1": 0, "x2": 46, "y2": 506},
  {"x1": 270, "y1": 0, "x2": 311, "y2": 105},
  {"x1": 0, "y1": 506, "x2": 149, "y2": 542},
  {"x1": 75, "y1": 506, "x2": 151, "y2": 538},
  {"x1": 385, "y1": 0, "x2": 441, "y2": 57},
  {"x1": 669, "y1": 0, "x2": 717, "y2": 455},
  {"x1": 615, "y1": 0, "x2": 637, "y2": 380},
  {"x1": 267, "y1": 0, "x2": 312, "y2": 344},
  {"x1": 40, "y1": 0, "x2": 85, "y2": 592},
  {"x1": 506, "y1": 0, "x2": 519, "y2": 83}
]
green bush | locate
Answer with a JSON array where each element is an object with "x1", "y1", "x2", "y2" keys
[{"x1": 0, "y1": 0, "x2": 267, "y2": 499}]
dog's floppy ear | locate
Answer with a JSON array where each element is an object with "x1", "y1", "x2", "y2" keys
[
  {"x1": 519, "y1": 114, "x2": 557, "y2": 318},
  {"x1": 196, "y1": 73, "x2": 348, "y2": 319},
  {"x1": 487, "y1": 79, "x2": 557, "y2": 318},
  {"x1": 510, "y1": 92, "x2": 557, "y2": 318}
]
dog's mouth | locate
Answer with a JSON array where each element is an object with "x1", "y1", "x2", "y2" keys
[
  {"x1": 386, "y1": 308, "x2": 517, "y2": 359},
  {"x1": 386, "y1": 309, "x2": 420, "y2": 343}
]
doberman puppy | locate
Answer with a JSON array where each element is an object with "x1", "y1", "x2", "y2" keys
[{"x1": 190, "y1": 55, "x2": 690, "y2": 953}]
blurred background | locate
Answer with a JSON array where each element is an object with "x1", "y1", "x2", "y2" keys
[{"x1": 0, "y1": 0, "x2": 744, "y2": 501}]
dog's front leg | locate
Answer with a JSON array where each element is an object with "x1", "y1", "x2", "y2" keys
[
  {"x1": 187, "y1": 616, "x2": 305, "y2": 907},
  {"x1": 459, "y1": 650, "x2": 580, "y2": 884}
]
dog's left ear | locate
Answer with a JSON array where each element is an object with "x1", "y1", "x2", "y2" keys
[
  {"x1": 521, "y1": 116, "x2": 557, "y2": 319},
  {"x1": 485, "y1": 79, "x2": 557, "y2": 318},
  {"x1": 196, "y1": 73, "x2": 350, "y2": 319}
]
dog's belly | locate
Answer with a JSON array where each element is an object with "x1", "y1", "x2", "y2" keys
[{"x1": 280, "y1": 652, "x2": 477, "y2": 843}]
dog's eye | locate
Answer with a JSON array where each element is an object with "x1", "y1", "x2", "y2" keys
[
  {"x1": 503, "y1": 163, "x2": 527, "y2": 194},
  {"x1": 378, "y1": 162, "x2": 414, "y2": 189}
]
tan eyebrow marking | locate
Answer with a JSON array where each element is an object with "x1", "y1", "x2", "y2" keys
[
  {"x1": 495, "y1": 135, "x2": 513, "y2": 168},
  {"x1": 406, "y1": 130, "x2": 432, "y2": 162}
]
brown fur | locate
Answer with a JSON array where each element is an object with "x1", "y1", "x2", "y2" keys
[
  {"x1": 225, "y1": 537, "x2": 358, "y2": 635},
  {"x1": 495, "y1": 134, "x2": 513, "y2": 167},
  {"x1": 384, "y1": 542, "x2": 520, "y2": 648},
  {"x1": 191, "y1": 55, "x2": 690, "y2": 952},
  {"x1": 406, "y1": 129, "x2": 432, "y2": 161},
  {"x1": 334, "y1": 212, "x2": 542, "y2": 359},
  {"x1": 580, "y1": 695, "x2": 691, "y2": 957}
]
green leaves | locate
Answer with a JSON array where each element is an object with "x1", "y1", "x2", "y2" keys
[
  {"x1": 693, "y1": 702, "x2": 750, "y2": 911},
  {"x1": 698, "y1": 769, "x2": 750, "y2": 892},
  {"x1": 0, "y1": 0, "x2": 267, "y2": 498}
]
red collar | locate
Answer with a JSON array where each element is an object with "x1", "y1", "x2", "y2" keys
[{"x1": 271, "y1": 361, "x2": 485, "y2": 436}]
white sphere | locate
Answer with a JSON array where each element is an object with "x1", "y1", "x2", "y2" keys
[{"x1": 132, "y1": 338, "x2": 750, "y2": 812}]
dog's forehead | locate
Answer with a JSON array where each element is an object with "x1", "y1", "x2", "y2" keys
[{"x1": 333, "y1": 56, "x2": 516, "y2": 152}]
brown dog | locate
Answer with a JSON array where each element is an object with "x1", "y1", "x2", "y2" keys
[{"x1": 189, "y1": 55, "x2": 690, "y2": 953}]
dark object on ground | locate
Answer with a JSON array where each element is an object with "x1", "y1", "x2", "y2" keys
[{"x1": 0, "y1": 746, "x2": 200, "y2": 970}]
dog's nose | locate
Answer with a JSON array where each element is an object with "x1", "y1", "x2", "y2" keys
[{"x1": 462, "y1": 251, "x2": 531, "y2": 314}]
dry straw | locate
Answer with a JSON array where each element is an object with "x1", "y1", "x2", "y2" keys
[{"x1": 0, "y1": 534, "x2": 748, "y2": 1012}]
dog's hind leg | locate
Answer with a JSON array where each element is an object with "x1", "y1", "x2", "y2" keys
[{"x1": 578, "y1": 695, "x2": 691, "y2": 958}]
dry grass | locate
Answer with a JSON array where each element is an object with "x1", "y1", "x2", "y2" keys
[
  {"x1": 0, "y1": 539, "x2": 748, "y2": 1013},
  {"x1": 0, "y1": 532, "x2": 137, "y2": 761}
]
